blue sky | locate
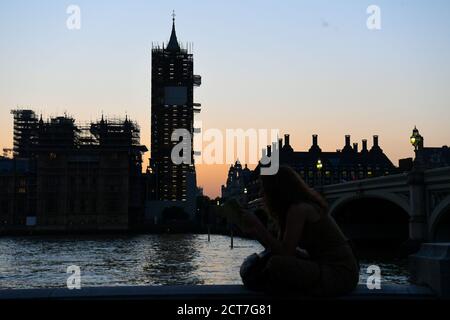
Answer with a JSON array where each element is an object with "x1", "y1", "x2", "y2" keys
[{"x1": 1, "y1": 0, "x2": 450, "y2": 196}]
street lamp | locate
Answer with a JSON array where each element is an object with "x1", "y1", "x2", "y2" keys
[
  {"x1": 316, "y1": 159, "x2": 323, "y2": 171},
  {"x1": 410, "y1": 126, "x2": 423, "y2": 151},
  {"x1": 316, "y1": 159, "x2": 323, "y2": 188}
]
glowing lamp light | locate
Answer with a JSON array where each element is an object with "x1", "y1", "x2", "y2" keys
[
  {"x1": 316, "y1": 159, "x2": 323, "y2": 171},
  {"x1": 410, "y1": 126, "x2": 423, "y2": 150}
]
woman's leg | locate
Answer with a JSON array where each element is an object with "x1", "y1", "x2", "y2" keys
[{"x1": 263, "y1": 255, "x2": 321, "y2": 294}]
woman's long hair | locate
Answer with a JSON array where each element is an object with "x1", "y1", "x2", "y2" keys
[{"x1": 260, "y1": 165, "x2": 328, "y2": 233}]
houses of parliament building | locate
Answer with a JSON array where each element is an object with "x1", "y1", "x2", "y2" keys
[{"x1": 222, "y1": 133, "x2": 398, "y2": 203}]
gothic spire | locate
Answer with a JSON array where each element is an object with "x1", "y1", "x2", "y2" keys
[{"x1": 167, "y1": 10, "x2": 181, "y2": 51}]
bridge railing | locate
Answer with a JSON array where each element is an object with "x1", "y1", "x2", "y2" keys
[
  {"x1": 423, "y1": 166, "x2": 450, "y2": 184},
  {"x1": 321, "y1": 172, "x2": 409, "y2": 196}
]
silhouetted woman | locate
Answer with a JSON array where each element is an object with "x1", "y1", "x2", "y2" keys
[{"x1": 240, "y1": 165, "x2": 359, "y2": 296}]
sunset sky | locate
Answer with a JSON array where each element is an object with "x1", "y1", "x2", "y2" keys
[{"x1": 1, "y1": 0, "x2": 450, "y2": 198}]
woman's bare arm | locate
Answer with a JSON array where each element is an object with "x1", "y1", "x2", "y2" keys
[{"x1": 243, "y1": 203, "x2": 310, "y2": 256}]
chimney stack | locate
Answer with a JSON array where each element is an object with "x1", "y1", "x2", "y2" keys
[
  {"x1": 345, "y1": 135, "x2": 351, "y2": 147},
  {"x1": 362, "y1": 139, "x2": 368, "y2": 152},
  {"x1": 353, "y1": 143, "x2": 359, "y2": 153},
  {"x1": 284, "y1": 134, "x2": 290, "y2": 147},
  {"x1": 373, "y1": 135, "x2": 379, "y2": 147},
  {"x1": 313, "y1": 134, "x2": 318, "y2": 146}
]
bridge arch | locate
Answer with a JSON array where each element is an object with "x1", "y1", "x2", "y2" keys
[
  {"x1": 429, "y1": 195, "x2": 450, "y2": 242},
  {"x1": 328, "y1": 192, "x2": 411, "y2": 218},
  {"x1": 328, "y1": 192, "x2": 411, "y2": 247}
]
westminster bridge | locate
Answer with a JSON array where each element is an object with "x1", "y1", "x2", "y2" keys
[{"x1": 322, "y1": 166, "x2": 450, "y2": 243}]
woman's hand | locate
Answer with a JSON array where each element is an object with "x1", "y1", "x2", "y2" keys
[{"x1": 240, "y1": 212, "x2": 264, "y2": 237}]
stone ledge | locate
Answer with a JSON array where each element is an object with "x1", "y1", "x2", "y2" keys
[
  {"x1": 0, "y1": 284, "x2": 435, "y2": 301},
  {"x1": 410, "y1": 243, "x2": 450, "y2": 297}
]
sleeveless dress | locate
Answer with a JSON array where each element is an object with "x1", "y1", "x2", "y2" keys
[{"x1": 262, "y1": 210, "x2": 360, "y2": 296}]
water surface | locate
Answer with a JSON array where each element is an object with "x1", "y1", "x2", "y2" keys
[{"x1": 0, "y1": 234, "x2": 409, "y2": 289}]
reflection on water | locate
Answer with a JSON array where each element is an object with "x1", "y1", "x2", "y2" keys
[
  {"x1": 359, "y1": 258, "x2": 409, "y2": 286},
  {"x1": 0, "y1": 234, "x2": 409, "y2": 289}
]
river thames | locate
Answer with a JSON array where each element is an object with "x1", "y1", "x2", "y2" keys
[{"x1": 0, "y1": 234, "x2": 409, "y2": 289}]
